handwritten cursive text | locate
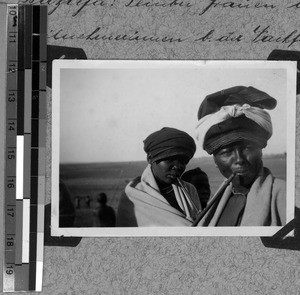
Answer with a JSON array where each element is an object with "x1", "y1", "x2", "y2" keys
[
  {"x1": 252, "y1": 25, "x2": 300, "y2": 48},
  {"x1": 49, "y1": 27, "x2": 188, "y2": 43},
  {"x1": 198, "y1": 0, "x2": 277, "y2": 16}
]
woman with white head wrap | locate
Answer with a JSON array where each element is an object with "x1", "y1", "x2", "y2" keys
[{"x1": 195, "y1": 86, "x2": 286, "y2": 226}]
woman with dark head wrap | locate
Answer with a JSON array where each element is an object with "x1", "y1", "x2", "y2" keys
[
  {"x1": 195, "y1": 86, "x2": 286, "y2": 226},
  {"x1": 116, "y1": 127, "x2": 202, "y2": 226}
]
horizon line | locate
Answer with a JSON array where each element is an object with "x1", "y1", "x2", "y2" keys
[{"x1": 60, "y1": 152, "x2": 287, "y2": 166}]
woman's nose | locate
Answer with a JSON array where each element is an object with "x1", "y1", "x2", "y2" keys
[
  {"x1": 233, "y1": 148, "x2": 245, "y2": 163},
  {"x1": 172, "y1": 159, "x2": 185, "y2": 170}
]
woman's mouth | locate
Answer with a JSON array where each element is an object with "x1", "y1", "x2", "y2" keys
[
  {"x1": 167, "y1": 173, "x2": 180, "y2": 180},
  {"x1": 233, "y1": 168, "x2": 249, "y2": 175}
]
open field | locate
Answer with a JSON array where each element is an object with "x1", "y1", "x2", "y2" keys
[{"x1": 59, "y1": 155, "x2": 286, "y2": 227}]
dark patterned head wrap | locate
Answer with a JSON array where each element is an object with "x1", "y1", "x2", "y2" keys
[
  {"x1": 195, "y1": 86, "x2": 277, "y2": 154},
  {"x1": 144, "y1": 127, "x2": 196, "y2": 163}
]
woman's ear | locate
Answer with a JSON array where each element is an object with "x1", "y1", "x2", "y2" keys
[
  {"x1": 213, "y1": 156, "x2": 218, "y2": 168},
  {"x1": 147, "y1": 154, "x2": 152, "y2": 163}
]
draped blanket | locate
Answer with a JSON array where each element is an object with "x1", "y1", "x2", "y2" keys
[
  {"x1": 116, "y1": 165, "x2": 201, "y2": 227},
  {"x1": 198, "y1": 167, "x2": 286, "y2": 226}
]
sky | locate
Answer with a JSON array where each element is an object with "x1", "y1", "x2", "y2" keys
[{"x1": 56, "y1": 60, "x2": 295, "y2": 164}]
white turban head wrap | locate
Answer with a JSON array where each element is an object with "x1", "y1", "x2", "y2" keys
[{"x1": 195, "y1": 86, "x2": 276, "y2": 154}]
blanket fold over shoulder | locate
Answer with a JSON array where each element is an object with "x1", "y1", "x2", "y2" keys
[
  {"x1": 197, "y1": 167, "x2": 286, "y2": 226},
  {"x1": 116, "y1": 165, "x2": 201, "y2": 227}
]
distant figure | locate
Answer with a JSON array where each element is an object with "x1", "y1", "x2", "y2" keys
[
  {"x1": 95, "y1": 193, "x2": 116, "y2": 227},
  {"x1": 85, "y1": 195, "x2": 91, "y2": 208},
  {"x1": 59, "y1": 180, "x2": 76, "y2": 227},
  {"x1": 75, "y1": 196, "x2": 80, "y2": 209},
  {"x1": 182, "y1": 167, "x2": 211, "y2": 209}
]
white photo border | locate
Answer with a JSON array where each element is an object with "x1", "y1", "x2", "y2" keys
[{"x1": 51, "y1": 60, "x2": 296, "y2": 237}]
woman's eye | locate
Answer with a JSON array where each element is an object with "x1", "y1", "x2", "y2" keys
[
  {"x1": 244, "y1": 145, "x2": 256, "y2": 152},
  {"x1": 219, "y1": 149, "x2": 233, "y2": 156}
]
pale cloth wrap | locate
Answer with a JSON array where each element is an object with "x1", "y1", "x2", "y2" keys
[
  {"x1": 117, "y1": 165, "x2": 201, "y2": 227},
  {"x1": 195, "y1": 104, "x2": 273, "y2": 148},
  {"x1": 198, "y1": 167, "x2": 286, "y2": 226}
]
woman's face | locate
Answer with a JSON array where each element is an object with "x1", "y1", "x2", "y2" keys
[
  {"x1": 151, "y1": 155, "x2": 189, "y2": 185},
  {"x1": 213, "y1": 141, "x2": 263, "y2": 188}
]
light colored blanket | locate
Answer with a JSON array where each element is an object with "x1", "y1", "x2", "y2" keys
[
  {"x1": 117, "y1": 165, "x2": 201, "y2": 227},
  {"x1": 198, "y1": 167, "x2": 286, "y2": 226}
]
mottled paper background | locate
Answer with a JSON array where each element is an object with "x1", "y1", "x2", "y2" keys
[{"x1": 1, "y1": 0, "x2": 300, "y2": 294}]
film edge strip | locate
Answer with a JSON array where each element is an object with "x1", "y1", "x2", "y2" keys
[
  {"x1": 3, "y1": 4, "x2": 47, "y2": 292},
  {"x1": 4, "y1": 4, "x2": 18, "y2": 292}
]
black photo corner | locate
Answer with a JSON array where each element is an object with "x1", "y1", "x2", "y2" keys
[
  {"x1": 44, "y1": 45, "x2": 86, "y2": 246},
  {"x1": 44, "y1": 46, "x2": 300, "y2": 249},
  {"x1": 261, "y1": 49, "x2": 300, "y2": 251},
  {"x1": 46, "y1": 45, "x2": 87, "y2": 88}
]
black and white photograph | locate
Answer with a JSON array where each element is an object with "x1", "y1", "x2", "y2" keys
[{"x1": 51, "y1": 60, "x2": 296, "y2": 237}]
